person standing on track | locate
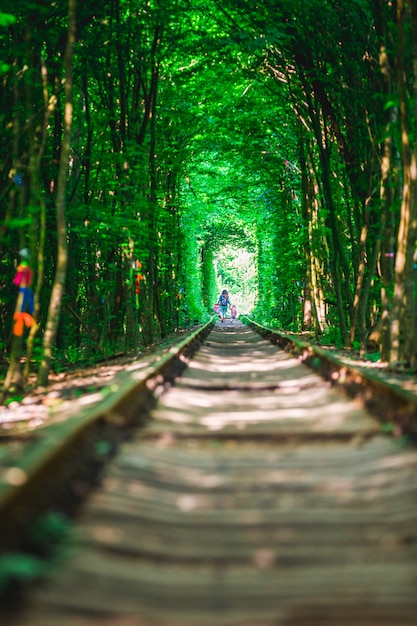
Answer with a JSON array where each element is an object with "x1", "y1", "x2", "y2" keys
[{"x1": 218, "y1": 289, "x2": 231, "y2": 323}]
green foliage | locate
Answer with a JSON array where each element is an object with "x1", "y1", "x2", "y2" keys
[
  {"x1": 0, "y1": 511, "x2": 73, "y2": 595},
  {"x1": 95, "y1": 439, "x2": 112, "y2": 457},
  {"x1": 29, "y1": 511, "x2": 72, "y2": 555},
  {"x1": 5, "y1": 394, "x2": 24, "y2": 406},
  {"x1": 363, "y1": 351, "x2": 381, "y2": 363},
  {"x1": 0, "y1": 13, "x2": 16, "y2": 27},
  {"x1": 0, "y1": 552, "x2": 46, "y2": 594},
  {"x1": 201, "y1": 246, "x2": 217, "y2": 311},
  {"x1": 319, "y1": 327, "x2": 344, "y2": 348},
  {"x1": 0, "y1": 0, "x2": 416, "y2": 382},
  {"x1": 0, "y1": 13, "x2": 15, "y2": 75},
  {"x1": 178, "y1": 221, "x2": 205, "y2": 324}
]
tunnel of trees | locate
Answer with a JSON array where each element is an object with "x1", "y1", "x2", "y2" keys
[{"x1": 1, "y1": 0, "x2": 417, "y2": 396}]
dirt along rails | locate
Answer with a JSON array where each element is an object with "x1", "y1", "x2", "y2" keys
[{"x1": 3, "y1": 319, "x2": 417, "y2": 626}]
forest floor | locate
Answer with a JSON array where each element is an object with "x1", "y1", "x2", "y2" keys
[
  {"x1": 1, "y1": 325, "x2": 417, "y2": 434},
  {"x1": 0, "y1": 330, "x2": 190, "y2": 434}
]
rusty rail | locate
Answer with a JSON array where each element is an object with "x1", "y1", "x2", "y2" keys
[
  {"x1": 0, "y1": 320, "x2": 214, "y2": 554},
  {"x1": 244, "y1": 317, "x2": 417, "y2": 438}
]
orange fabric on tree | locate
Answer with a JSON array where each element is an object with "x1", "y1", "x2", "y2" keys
[{"x1": 13, "y1": 312, "x2": 35, "y2": 336}]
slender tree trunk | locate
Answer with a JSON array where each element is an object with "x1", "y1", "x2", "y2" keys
[
  {"x1": 300, "y1": 140, "x2": 313, "y2": 331},
  {"x1": 404, "y1": 0, "x2": 417, "y2": 365},
  {"x1": 149, "y1": 72, "x2": 166, "y2": 338},
  {"x1": 1, "y1": 47, "x2": 31, "y2": 399},
  {"x1": 373, "y1": 0, "x2": 398, "y2": 361},
  {"x1": 299, "y1": 134, "x2": 322, "y2": 333},
  {"x1": 24, "y1": 54, "x2": 58, "y2": 381},
  {"x1": 37, "y1": 0, "x2": 76, "y2": 386},
  {"x1": 321, "y1": 146, "x2": 349, "y2": 343},
  {"x1": 23, "y1": 164, "x2": 44, "y2": 382},
  {"x1": 137, "y1": 22, "x2": 163, "y2": 344},
  {"x1": 301, "y1": 78, "x2": 352, "y2": 341},
  {"x1": 349, "y1": 155, "x2": 380, "y2": 352},
  {"x1": 305, "y1": 146, "x2": 328, "y2": 334},
  {"x1": 390, "y1": 0, "x2": 417, "y2": 365},
  {"x1": 2, "y1": 292, "x2": 25, "y2": 399},
  {"x1": 348, "y1": 218, "x2": 368, "y2": 348}
]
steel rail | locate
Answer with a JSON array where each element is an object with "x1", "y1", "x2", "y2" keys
[
  {"x1": 243, "y1": 316, "x2": 417, "y2": 438},
  {"x1": 0, "y1": 319, "x2": 214, "y2": 554}
]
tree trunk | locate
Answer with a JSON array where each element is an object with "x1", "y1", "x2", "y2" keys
[
  {"x1": 372, "y1": 0, "x2": 397, "y2": 362},
  {"x1": 24, "y1": 53, "x2": 58, "y2": 381},
  {"x1": 37, "y1": 0, "x2": 76, "y2": 386},
  {"x1": 390, "y1": 0, "x2": 417, "y2": 365}
]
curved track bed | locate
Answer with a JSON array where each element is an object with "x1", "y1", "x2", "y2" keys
[{"x1": 4, "y1": 320, "x2": 417, "y2": 626}]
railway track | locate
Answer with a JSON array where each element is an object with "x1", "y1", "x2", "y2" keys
[{"x1": 1, "y1": 319, "x2": 417, "y2": 625}]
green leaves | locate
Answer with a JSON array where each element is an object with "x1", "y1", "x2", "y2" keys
[
  {"x1": 0, "y1": 13, "x2": 16, "y2": 27},
  {"x1": 3, "y1": 217, "x2": 33, "y2": 229},
  {"x1": 0, "y1": 12, "x2": 16, "y2": 74}
]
